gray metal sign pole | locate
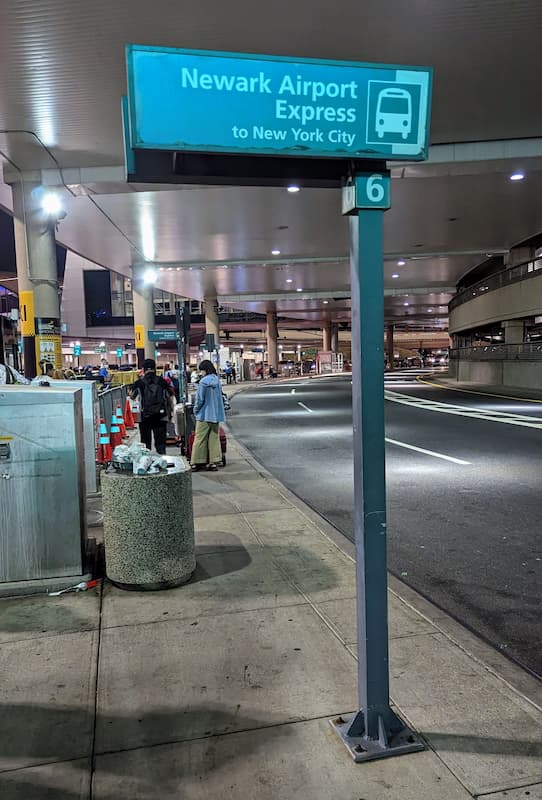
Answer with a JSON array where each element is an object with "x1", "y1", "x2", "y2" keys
[{"x1": 331, "y1": 170, "x2": 425, "y2": 762}]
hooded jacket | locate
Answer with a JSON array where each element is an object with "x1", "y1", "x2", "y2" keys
[{"x1": 194, "y1": 373, "x2": 225, "y2": 423}]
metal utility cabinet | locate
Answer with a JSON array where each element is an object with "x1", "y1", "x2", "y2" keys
[{"x1": 0, "y1": 386, "x2": 86, "y2": 584}]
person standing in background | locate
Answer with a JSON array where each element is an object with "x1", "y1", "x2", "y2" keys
[{"x1": 190, "y1": 359, "x2": 225, "y2": 472}]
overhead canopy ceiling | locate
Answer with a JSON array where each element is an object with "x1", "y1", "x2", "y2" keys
[{"x1": 1, "y1": 0, "x2": 542, "y2": 330}]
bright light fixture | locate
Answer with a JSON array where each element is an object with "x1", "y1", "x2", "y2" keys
[
  {"x1": 142, "y1": 267, "x2": 158, "y2": 285},
  {"x1": 271, "y1": 249, "x2": 281, "y2": 255},
  {"x1": 100, "y1": 341, "x2": 105, "y2": 347},
  {"x1": 403, "y1": 302, "x2": 409, "y2": 306},
  {"x1": 427, "y1": 308, "x2": 433, "y2": 312},
  {"x1": 397, "y1": 260, "x2": 406, "y2": 266},
  {"x1": 287, "y1": 185, "x2": 300, "y2": 193},
  {"x1": 41, "y1": 192, "x2": 62, "y2": 216},
  {"x1": 392, "y1": 273, "x2": 400, "y2": 279},
  {"x1": 509, "y1": 172, "x2": 525, "y2": 181},
  {"x1": 323, "y1": 300, "x2": 329, "y2": 304},
  {"x1": 296, "y1": 288, "x2": 303, "y2": 292},
  {"x1": 286, "y1": 278, "x2": 293, "y2": 283}
]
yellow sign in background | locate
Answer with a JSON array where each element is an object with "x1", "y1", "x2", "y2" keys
[
  {"x1": 135, "y1": 324, "x2": 145, "y2": 348},
  {"x1": 19, "y1": 290, "x2": 35, "y2": 337},
  {"x1": 35, "y1": 335, "x2": 62, "y2": 369}
]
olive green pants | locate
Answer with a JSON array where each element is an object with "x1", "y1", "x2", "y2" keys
[{"x1": 191, "y1": 421, "x2": 221, "y2": 465}]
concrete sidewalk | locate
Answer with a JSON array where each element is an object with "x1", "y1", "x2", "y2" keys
[{"x1": 1, "y1": 435, "x2": 541, "y2": 798}]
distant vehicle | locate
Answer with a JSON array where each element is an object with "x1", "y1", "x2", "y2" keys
[{"x1": 376, "y1": 88, "x2": 412, "y2": 140}]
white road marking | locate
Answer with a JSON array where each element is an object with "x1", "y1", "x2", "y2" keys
[
  {"x1": 385, "y1": 437, "x2": 471, "y2": 465},
  {"x1": 298, "y1": 402, "x2": 313, "y2": 413},
  {"x1": 385, "y1": 390, "x2": 542, "y2": 430}
]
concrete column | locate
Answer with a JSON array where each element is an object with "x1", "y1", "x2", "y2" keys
[
  {"x1": 204, "y1": 297, "x2": 220, "y2": 345},
  {"x1": 503, "y1": 319, "x2": 524, "y2": 345},
  {"x1": 10, "y1": 181, "x2": 61, "y2": 377},
  {"x1": 386, "y1": 324, "x2": 395, "y2": 369},
  {"x1": 330, "y1": 324, "x2": 339, "y2": 354},
  {"x1": 322, "y1": 323, "x2": 332, "y2": 351},
  {"x1": 132, "y1": 263, "x2": 156, "y2": 368},
  {"x1": 266, "y1": 311, "x2": 279, "y2": 372}
]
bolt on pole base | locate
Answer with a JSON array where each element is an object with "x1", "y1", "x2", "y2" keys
[{"x1": 330, "y1": 709, "x2": 425, "y2": 763}]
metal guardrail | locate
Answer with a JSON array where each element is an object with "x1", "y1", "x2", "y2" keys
[
  {"x1": 449, "y1": 257, "x2": 542, "y2": 312},
  {"x1": 450, "y1": 343, "x2": 542, "y2": 361},
  {"x1": 98, "y1": 385, "x2": 128, "y2": 425}
]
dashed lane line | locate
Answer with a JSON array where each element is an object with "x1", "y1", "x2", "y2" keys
[
  {"x1": 385, "y1": 437, "x2": 471, "y2": 465},
  {"x1": 297, "y1": 402, "x2": 313, "y2": 413}
]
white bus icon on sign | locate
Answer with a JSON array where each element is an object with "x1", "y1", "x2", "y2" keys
[{"x1": 375, "y1": 88, "x2": 412, "y2": 139}]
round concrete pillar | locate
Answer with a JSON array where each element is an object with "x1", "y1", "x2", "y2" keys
[
  {"x1": 132, "y1": 263, "x2": 156, "y2": 367},
  {"x1": 266, "y1": 311, "x2": 279, "y2": 372},
  {"x1": 101, "y1": 458, "x2": 196, "y2": 590}
]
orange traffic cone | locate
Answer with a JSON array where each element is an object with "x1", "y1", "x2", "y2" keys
[
  {"x1": 124, "y1": 397, "x2": 136, "y2": 429},
  {"x1": 115, "y1": 404, "x2": 127, "y2": 438},
  {"x1": 110, "y1": 414, "x2": 123, "y2": 449},
  {"x1": 97, "y1": 418, "x2": 112, "y2": 464}
]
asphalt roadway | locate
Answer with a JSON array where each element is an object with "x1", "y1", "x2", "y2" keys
[{"x1": 227, "y1": 372, "x2": 542, "y2": 677}]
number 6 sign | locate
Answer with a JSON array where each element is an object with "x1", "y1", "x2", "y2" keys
[{"x1": 341, "y1": 172, "x2": 391, "y2": 213}]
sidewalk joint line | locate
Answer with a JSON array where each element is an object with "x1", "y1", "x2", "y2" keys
[
  {"x1": 93, "y1": 711, "x2": 356, "y2": 760},
  {"x1": 88, "y1": 577, "x2": 105, "y2": 800}
]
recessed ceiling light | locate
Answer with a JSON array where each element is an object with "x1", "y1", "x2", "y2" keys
[
  {"x1": 286, "y1": 278, "x2": 293, "y2": 283},
  {"x1": 392, "y1": 273, "x2": 400, "y2": 279},
  {"x1": 397, "y1": 260, "x2": 406, "y2": 266},
  {"x1": 509, "y1": 172, "x2": 525, "y2": 181},
  {"x1": 271, "y1": 249, "x2": 281, "y2": 255},
  {"x1": 287, "y1": 185, "x2": 300, "y2": 193}
]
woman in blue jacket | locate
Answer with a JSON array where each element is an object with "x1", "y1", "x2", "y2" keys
[{"x1": 191, "y1": 360, "x2": 225, "y2": 472}]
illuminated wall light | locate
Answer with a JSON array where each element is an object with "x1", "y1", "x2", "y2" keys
[
  {"x1": 143, "y1": 268, "x2": 158, "y2": 285},
  {"x1": 287, "y1": 185, "x2": 300, "y2": 193},
  {"x1": 397, "y1": 260, "x2": 406, "y2": 266},
  {"x1": 509, "y1": 172, "x2": 525, "y2": 181},
  {"x1": 296, "y1": 288, "x2": 303, "y2": 292},
  {"x1": 286, "y1": 278, "x2": 293, "y2": 283},
  {"x1": 40, "y1": 192, "x2": 63, "y2": 216},
  {"x1": 271, "y1": 249, "x2": 281, "y2": 255},
  {"x1": 391, "y1": 273, "x2": 400, "y2": 279}
]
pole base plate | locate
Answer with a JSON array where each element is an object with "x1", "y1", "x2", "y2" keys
[{"x1": 330, "y1": 710, "x2": 425, "y2": 763}]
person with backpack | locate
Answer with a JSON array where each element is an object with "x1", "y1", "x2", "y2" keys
[
  {"x1": 131, "y1": 359, "x2": 174, "y2": 455},
  {"x1": 190, "y1": 359, "x2": 225, "y2": 472}
]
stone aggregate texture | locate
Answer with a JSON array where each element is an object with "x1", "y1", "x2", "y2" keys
[{"x1": 101, "y1": 458, "x2": 195, "y2": 589}]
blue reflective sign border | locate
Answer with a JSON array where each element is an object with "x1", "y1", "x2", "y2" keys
[{"x1": 126, "y1": 45, "x2": 432, "y2": 162}]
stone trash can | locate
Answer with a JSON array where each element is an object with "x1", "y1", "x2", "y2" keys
[{"x1": 101, "y1": 457, "x2": 196, "y2": 590}]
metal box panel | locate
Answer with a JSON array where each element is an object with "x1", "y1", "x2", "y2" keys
[
  {"x1": 0, "y1": 387, "x2": 86, "y2": 582},
  {"x1": 42, "y1": 380, "x2": 99, "y2": 494}
]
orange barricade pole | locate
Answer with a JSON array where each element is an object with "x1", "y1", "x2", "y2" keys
[
  {"x1": 110, "y1": 414, "x2": 123, "y2": 449},
  {"x1": 97, "y1": 418, "x2": 112, "y2": 464},
  {"x1": 124, "y1": 397, "x2": 136, "y2": 429},
  {"x1": 115, "y1": 404, "x2": 127, "y2": 438}
]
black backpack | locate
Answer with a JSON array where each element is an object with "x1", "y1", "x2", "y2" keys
[{"x1": 141, "y1": 375, "x2": 167, "y2": 419}]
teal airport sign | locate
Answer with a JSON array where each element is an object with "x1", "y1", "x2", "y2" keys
[{"x1": 126, "y1": 46, "x2": 432, "y2": 161}]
